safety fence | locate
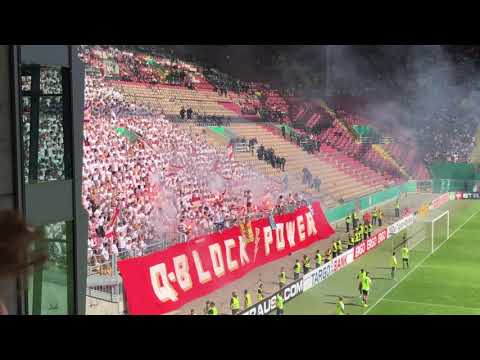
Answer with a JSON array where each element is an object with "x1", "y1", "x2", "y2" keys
[{"x1": 87, "y1": 233, "x2": 185, "y2": 303}]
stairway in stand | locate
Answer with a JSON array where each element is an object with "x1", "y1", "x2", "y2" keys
[{"x1": 229, "y1": 122, "x2": 384, "y2": 208}]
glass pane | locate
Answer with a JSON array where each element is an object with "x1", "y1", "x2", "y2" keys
[
  {"x1": 38, "y1": 96, "x2": 66, "y2": 182},
  {"x1": 22, "y1": 96, "x2": 31, "y2": 183},
  {"x1": 21, "y1": 75, "x2": 31, "y2": 92},
  {"x1": 28, "y1": 221, "x2": 71, "y2": 315},
  {"x1": 40, "y1": 67, "x2": 62, "y2": 95}
]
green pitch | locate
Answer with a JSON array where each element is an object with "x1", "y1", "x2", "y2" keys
[{"x1": 286, "y1": 200, "x2": 480, "y2": 315}]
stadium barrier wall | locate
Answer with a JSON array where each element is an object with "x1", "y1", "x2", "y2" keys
[
  {"x1": 325, "y1": 201, "x2": 356, "y2": 223},
  {"x1": 325, "y1": 182, "x2": 416, "y2": 224},
  {"x1": 358, "y1": 182, "x2": 412, "y2": 211},
  {"x1": 118, "y1": 202, "x2": 334, "y2": 315}
]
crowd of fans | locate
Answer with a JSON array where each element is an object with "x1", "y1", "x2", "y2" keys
[
  {"x1": 77, "y1": 45, "x2": 480, "y2": 269},
  {"x1": 419, "y1": 110, "x2": 478, "y2": 164},
  {"x1": 79, "y1": 46, "x2": 193, "y2": 87},
  {"x1": 81, "y1": 74, "x2": 305, "y2": 265}
]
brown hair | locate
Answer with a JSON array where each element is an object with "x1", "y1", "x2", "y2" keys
[{"x1": 0, "y1": 210, "x2": 47, "y2": 278}]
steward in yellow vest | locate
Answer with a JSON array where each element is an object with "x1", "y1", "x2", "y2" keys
[
  {"x1": 244, "y1": 290, "x2": 252, "y2": 309},
  {"x1": 293, "y1": 260, "x2": 302, "y2": 280},
  {"x1": 279, "y1": 268, "x2": 287, "y2": 289},
  {"x1": 230, "y1": 292, "x2": 241, "y2": 315},
  {"x1": 315, "y1": 250, "x2": 323, "y2": 268}
]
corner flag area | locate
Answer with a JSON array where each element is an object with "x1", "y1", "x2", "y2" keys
[{"x1": 284, "y1": 199, "x2": 480, "y2": 315}]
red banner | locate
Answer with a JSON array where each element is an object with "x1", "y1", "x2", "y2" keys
[
  {"x1": 118, "y1": 202, "x2": 334, "y2": 315},
  {"x1": 354, "y1": 228, "x2": 389, "y2": 260}
]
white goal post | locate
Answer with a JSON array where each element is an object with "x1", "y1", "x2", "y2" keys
[{"x1": 430, "y1": 210, "x2": 450, "y2": 253}]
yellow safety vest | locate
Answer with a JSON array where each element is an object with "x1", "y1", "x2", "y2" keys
[
  {"x1": 391, "y1": 256, "x2": 398, "y2": 268},
  {"x1": 276, "y1": 295, "x2": 284, "y2": 310},
  {"x1": 244, "y1": 293, "x2": 252, "y2": 308},
  {"x1": 209, "y1": 306, "x2": 219, "y2": 315},
  {"x1": 231, "y1": 296, "x2": 240, "y2": 310},
  {"x1": 257, "y1": 288, "x2": 264, "y2": 301},
  {"x1": 279, "y1": 272, "x2": 286, "y2": 284},
  {"x1": 294, "y1": 262, "x2": 301, "y2": 274}
]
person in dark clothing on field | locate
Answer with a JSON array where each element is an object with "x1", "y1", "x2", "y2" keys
[
  {"x1": 186, "y1": 107, "x2": 193, "y2": 120},
  {"x1": 180, "y1": 107, "x2": 186, "y2": 120},
  {"x1": 280, "y1": 157, "x2": 286, "y2": 171},
  {"x1": 281, "y1": 125, "x2": 286, "y2": 138}
]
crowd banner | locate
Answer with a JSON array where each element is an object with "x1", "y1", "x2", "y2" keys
[
  {"x1": 387, "y1": 214, "x2": 415, "y2": 235},
  {"x1": 241, "y1": 278, "x2": 304, "y2": 315},
  {"x1": 118, "y1": 202, "x2": 334, "y2": 315},
  {"x1": 430, "y1": 193, "x2": 450, "y2": 210}
]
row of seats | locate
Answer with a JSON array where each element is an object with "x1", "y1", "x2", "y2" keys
[
  {"x1": 113, "y1": 82, "x2": 239, "y2": 117},
  {"x1": 315, "y1": 121, "x2": 404, "y2": 183}
]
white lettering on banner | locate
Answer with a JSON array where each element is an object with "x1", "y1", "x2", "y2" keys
[
  {"x1": 241, "y1": 280, "x2": 304, "y2": 315},
  {"x1": 150, "y1": 263, "x2": 178, "y2": 302},
  {"x1": 238, "y1": 236, "x2": 250, "y2": 265},
  {"x1": 224, "y1": 239, "x2": 239, "y2": 272},
  {"x1": 388, "y1": 214, "x2": 415, "y2": 235},
  {"x1": 275, "y1": 223, "x2": 286, "y2": 251},
  {"x1": 377, "y1": 229, "x2": 387, "y2": 244},
  {"x1": 296, "y1": 216, "x2": 306, "y2": 242},
  {"x1": 367, "y1": 236, "x2": 377, "y2": 251},
  {"x1": 173, "y1": 255, "x2": 192, "y2": 291},
  {"x1": 192, "y1": 250, "x2": 212, "y2": 284},
  {"x1": 208, "y1": 243, "x2": 225, "y2": 278},
  {"x1": 333, "y1": 253, "x2": 346, "y2": 272},
  {"x1": 286, "y1": 221, "x2": 296, "y2": 247},
  {"x1": 354, "y1": 242, "x2": 366, "y2": 259},
  {"x1": 305, "y1": 211, "x2": 318, "y2": 237},
  {"x1": 263, "y1": 226, "x2": 274, "y2": 256},
  {"x1": 303, "y1": 261, "x2": 334, "y2": 291},
  {"x1": 284, "y1": 281, "x2": 303, "y2": 301},
  {"x1": 332, "y1": 249, "x2": 354, "y2": 273},
  {"x1": 346, "y1": 249, "x2": 355, "y2": 264}
]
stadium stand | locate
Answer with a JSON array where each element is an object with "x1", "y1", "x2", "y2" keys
[{"x1": 80, "y1": 44, "x2": 480, "y2": 271}]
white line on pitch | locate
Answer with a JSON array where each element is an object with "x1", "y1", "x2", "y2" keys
[{"x1": 363, "y1": 208, "x2": 480, "y2": 315}]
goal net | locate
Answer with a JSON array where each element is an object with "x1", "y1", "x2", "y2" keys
[{"x1": 389, "y1": 210, "x2": 449, "y2": 264}]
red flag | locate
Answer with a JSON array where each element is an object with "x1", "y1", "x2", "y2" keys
[{"x1": 227, "y1": 144, "x2": 234, "y2": 160}]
